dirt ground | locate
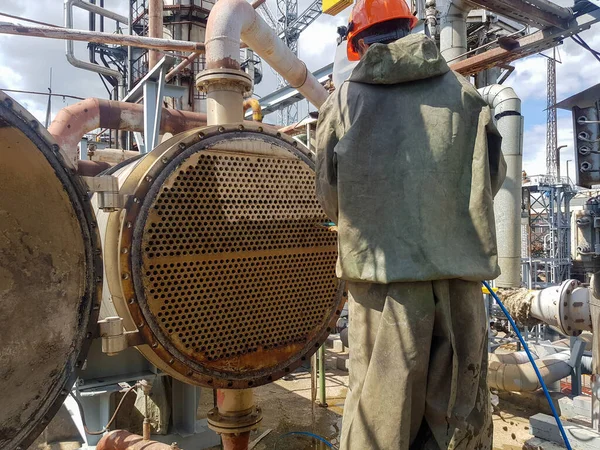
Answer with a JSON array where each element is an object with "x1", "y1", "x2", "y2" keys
[
  {"x1": 201, "y1": 349, "x2": 547, "y2": 450},
  {"x1": 30, "y1": 348, "x2": 560, "y2": 450}
]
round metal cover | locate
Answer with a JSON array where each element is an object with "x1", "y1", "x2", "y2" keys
[
  {"x1": 0, "y1": 92, "x2": 101, "y2": 450},
  {"x1": 120, "y1": 125, "x2": 343, "y2": 388}
]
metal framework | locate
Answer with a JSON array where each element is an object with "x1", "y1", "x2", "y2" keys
[
  {"x1": 275, "y1": 0, "x2": 299, "y2": 125},
  {"x1": 522, "y1": 175, "x2": 575, "y2": 289},
  {"x1": 130, "y1": 0, "x2": 213, "y2": 89},
  {"x1": 257, "y1": 0, "x2": 322, "y2": 124},
  {"x1": 546, "y1": 49, "x2": 558, "y2": 178},
  {"x1": 452, "y1": 5, "x2": 600, "y2": 76}
]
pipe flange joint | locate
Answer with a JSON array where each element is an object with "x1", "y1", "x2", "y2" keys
[
  {"x1": 557, "y1": 279, "x2": 583, "y2": 336},
  {"x1": 196, "y1": 69, "x2": 252, "y2": 97},
  {"x1": 206, "y1": 405, "x2": 263, "y2": 434}
]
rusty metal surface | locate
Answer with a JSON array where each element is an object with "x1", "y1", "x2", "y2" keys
[
  {"x1": 119, "y1": 124, "x2": 343, "y2": 388},
  {"x1": 222, "y1": 432, "x2": 251, "y2": 450},
  {"x1": 48, "y1": 98, "x2": 208, "y2": 165},
  {"x1": 77, "y1": 159, "x2": 111, "y2": 176},
  {"x1": 0, "y1": 22, "x2": 205, "y2": 52},
  {"x1": 97, "y1": 430, "x2": 175, "y2": 450},
  {"x1": 451, "y1": 6, "x2": 600, "y2": 77},
  {"x1": 0, "y1": 92, "x2": 101, "y2": 450}
]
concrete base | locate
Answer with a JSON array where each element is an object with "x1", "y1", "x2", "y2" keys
[
  {"x1": 558, "y1": 396, "x2": 593, "y2": 422},
  {"x1": 336, "y1": 354, "x2": 350, "y2": 371},
  {"x1": 326, "y1": 334, "x2": 346, "y2": 353},
  {"x1": 530, "y1": 413, "x2": 600, "y2": 450}
]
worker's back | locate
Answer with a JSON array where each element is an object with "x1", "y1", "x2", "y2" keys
[{"x1": 316, "y1": 34, "x2": 506, "y2": 284}]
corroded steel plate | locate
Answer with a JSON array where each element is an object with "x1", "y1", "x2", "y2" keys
[
  {"x1": 120, "y1": 125, "x2": 343, "y2": 388},
  {"x1": 0, "y1": 92, "x2": 101, "y2": 450}
]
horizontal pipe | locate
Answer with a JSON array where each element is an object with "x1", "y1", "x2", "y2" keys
[
  {"x1": 488, "y1": 352, "x2": 572, "y2": 392},
  {"x1": 48, "y1": 98, "x2": 207, "y2": 166},
  {"x1": 490, "y1": 350, "x2": 537, "y2": 365},
  {"x1": 165, "y1": 51, "x2": 201, "y2": 82},
  {"x1": 0, "y1": 21, "x2": 205, "y2": 52},
  {"x1": 96, "y1": 430, "x2": 174, "y2": 450},
  {"x1": 71, "y1": 0, "x2": 128, "y2": 24},
  {"x1": 530, "y1": 281, "x2": 593, "y2": 335},
  {"x1": 76, "y1": 160, "x2": 111, "y2": 176}
]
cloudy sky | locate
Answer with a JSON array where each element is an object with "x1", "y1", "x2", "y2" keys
[{"x1": 1, "y1": 0, "x2": 599, "y2": 181}]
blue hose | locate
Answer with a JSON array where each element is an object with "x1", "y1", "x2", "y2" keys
[
  {"x1": 483, "y1": 280, "x2": 572, "y2": 450},
  {"x1": 274, "y1": 431, "x2": 336, "y2": 449}
]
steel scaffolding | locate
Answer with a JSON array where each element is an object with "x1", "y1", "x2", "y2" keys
[{"x1": 522, "y1": 175, "x2": 575, "y2": 289}]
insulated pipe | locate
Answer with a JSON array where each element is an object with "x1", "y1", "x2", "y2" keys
[
  {"x1": 0, "y1": 22, "x2": 205, "y2": 52},
  {"x1": 48, "y1": 98, "x2": 207, "y2": 166},
  {"x1": 488, "y1": 352, "x2": 572, "y2": 392},
  {"x1": 201, "y1": 0, "x2": 327, "y2": 125},
  {"x1": 148, "y1": 0, "x2": 163, "y2": 69},
  {"x1": 440, "y1": 0, "x2": 470, "y2": 62},
  {"x1": 96, "y1": 430, "x2": 176, "y2": 450},
  {"x1": 490, "y1": 351, "x2": 538, "y2": 365},
  {"x1": 478, "y1": 85, "x2": 524, "y2": 288},
  {"x1": 530, "y1": 280, "x2": 593, "y2": 335}
]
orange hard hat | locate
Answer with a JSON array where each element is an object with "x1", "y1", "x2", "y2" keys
[{"x1": 347, "y1": 0, "x2": 418, "y2": 61}]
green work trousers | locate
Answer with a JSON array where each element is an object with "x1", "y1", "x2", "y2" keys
[{"x1": 340, "y1": 279, "x2": 492, "y2": 450}]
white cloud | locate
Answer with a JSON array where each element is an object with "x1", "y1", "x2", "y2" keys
[
  {"x1": 522, "y1": 115, "x2": 575, "y2": 179},
  {"x1": 508, "y1": 28, "x2": 600, "y2": 102}
]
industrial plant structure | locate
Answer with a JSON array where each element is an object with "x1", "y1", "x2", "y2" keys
[{"x1": 2, "y1": 1, "x2": 600, "y2": 450}]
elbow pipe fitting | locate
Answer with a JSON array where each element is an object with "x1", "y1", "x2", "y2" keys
[
  {"x1": 243, "y1": 98, "x2": 263, "y2": 122},
  {"x1": 48, "y1": 98, "x2": 208, "y2": 166},
  {"x1": 478, "y1": 85, "x2": 522, "y2": 119},
  {"x1": 204, "y1": 0, "x2": 327, "y2": 110}
]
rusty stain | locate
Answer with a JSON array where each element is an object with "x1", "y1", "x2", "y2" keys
[
  {"x1": 48, "y1": 98, "x2": 207, "y2": 165},
  {"x1": 222, "y1": 432, "x2": 251, "y2": 450},
  {"x1": 118, "y1": 125, "x2": 342, "y2": 388},
  {"x1": 97, "y1": 431, "x2": 174, "y2": 450},
  {"x1": 207, "y1": 56, "x2": 241, "y2": 70}
]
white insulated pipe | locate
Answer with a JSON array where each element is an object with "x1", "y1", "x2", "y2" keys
[
  {"x1": 202, "y1": 0, "x2": 327, "y2": 124},
  {"x1": 478, "y1": 85, "x2": 524, "y2": 288},
  {"x1": 488, "y1": 351, "x2": 572, "y2": 392},
  {"x1": 440, "y1": 0, "x2": 470, "y2": 62},
  {"x1": 530, "y1": 280, "x2": 593, "y2": 335}
]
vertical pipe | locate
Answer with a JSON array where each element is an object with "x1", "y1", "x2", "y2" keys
[
  {"x1": 440, "y1": 0, "x2": 470, "y2": 62},
  {"x1": 311, "y1": 352, "x2": 318, "y2": 406},
  {"x1": 593, "y1": 375, "x2": 600, "y2": 431},
  {"x1": 89, "y1": 0, "x2": 96, "y2": 63},
  {"x1": 206, "y1": 88, "x2": 245, "y2": 125},
  {"x1": 478, "y1": 85, "x2": 524, "y2": 288},
  {"x1": 80, "y1": 137, "x2": 88, "y2": 160},
  {"x1": 99, "y1": 0, "x2": 105, "y2": 32},
  {"x1": 148, "y1": 0, "x2": 164, "y2": 69},
  {"x1": 318, "y1": 345, "x2": 327, "y2": 406},
  {"x1": 210, "y1": 389, "x2": 258, "y2": 450}
]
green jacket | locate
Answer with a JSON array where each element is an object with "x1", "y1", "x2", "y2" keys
[{"x1": 316, "y1": 34, "x2": 506, "y2": 284}]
